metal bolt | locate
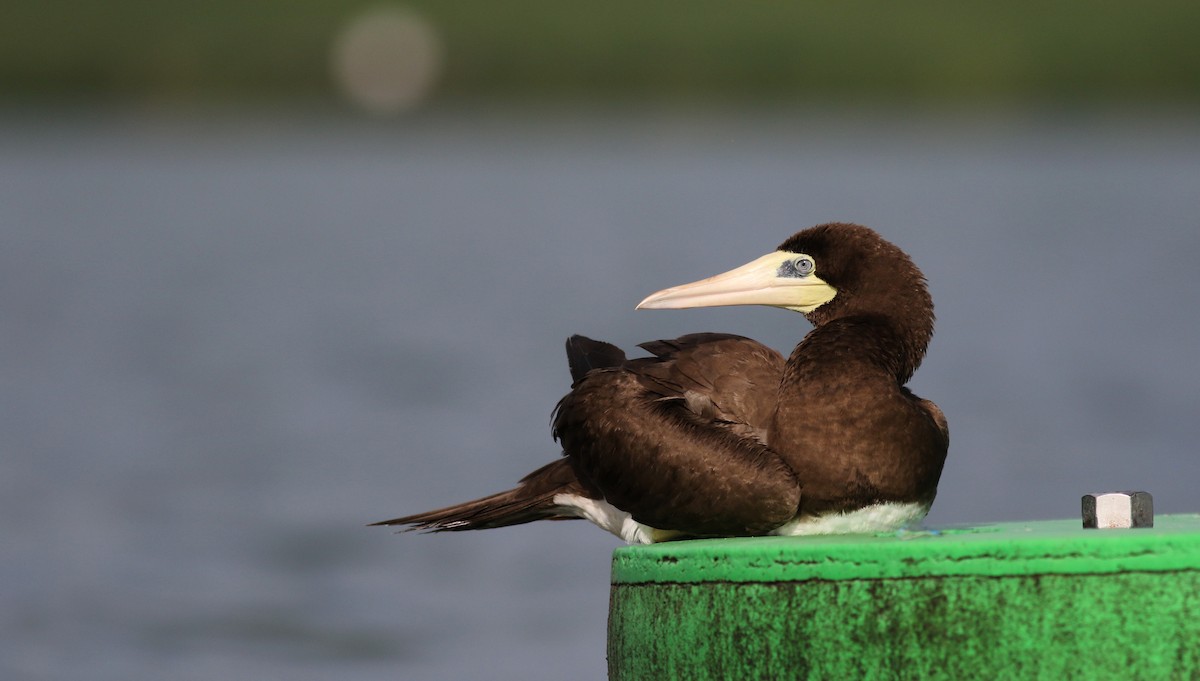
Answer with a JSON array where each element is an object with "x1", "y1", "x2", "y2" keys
[{"x1": 1082, "y1": 491, "x2": 1154, "y2": 529}]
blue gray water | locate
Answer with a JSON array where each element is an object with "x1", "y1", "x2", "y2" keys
[{"x1": 3, "y1": 106, "x2": 1199, "y2": 680}]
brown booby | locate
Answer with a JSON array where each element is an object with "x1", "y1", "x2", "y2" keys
[{"x1": 373, "y1": 223, "x2": 948, "y2": 543}]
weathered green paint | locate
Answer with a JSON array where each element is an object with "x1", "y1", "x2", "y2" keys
[{"x1": 608, "y1": 514, "x2": 1200, "y2": 680}]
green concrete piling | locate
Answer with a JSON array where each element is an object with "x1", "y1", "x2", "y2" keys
[{"x1": 608, "y1": 514, "x2": 1200, "y2": 680}]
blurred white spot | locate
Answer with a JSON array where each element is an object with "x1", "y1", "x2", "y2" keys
[{"x1": 330, "y1": 6, "x2": 443, "y2": 115}]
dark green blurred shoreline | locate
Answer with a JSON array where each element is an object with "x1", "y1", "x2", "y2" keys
[{"x1": 4, "y1": 1, "x2": 1200, "y2": 105}]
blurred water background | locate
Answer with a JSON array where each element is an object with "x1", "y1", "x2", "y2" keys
[{"x1": 4, "y1": 3, "x2": 1200, "y2": 680}]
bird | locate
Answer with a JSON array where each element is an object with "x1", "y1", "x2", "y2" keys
[{"x1": 373, "y1": 223, "x2": 948, "y2": 543}]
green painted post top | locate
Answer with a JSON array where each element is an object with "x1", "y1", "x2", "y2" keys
[
  {"x1": 609, "y1": 515, "x2": 1200, "y2": 679},
  {"x1": 612, "y1": 513, "x2": 1200, "y2": 584}
]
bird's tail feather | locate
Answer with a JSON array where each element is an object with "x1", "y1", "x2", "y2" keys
[
  {"x1": 370, "y1": 488, "x2": 565, "y2": 532},
  {"x1": 370, "y1": 459, "x2": 587, "y2": 532}
]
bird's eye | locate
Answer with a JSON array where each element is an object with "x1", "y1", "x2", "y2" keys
[{"x1": 776, "y1": 255, "x2": 816, "y2": 279}]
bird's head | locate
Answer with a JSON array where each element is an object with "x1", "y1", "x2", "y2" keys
[{"x1": 637, "y1": 222, "x2": 933, "y2": 332}]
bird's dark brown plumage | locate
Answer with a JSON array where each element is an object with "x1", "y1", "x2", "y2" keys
[{"x1": 373, "y1": 222, "x2": 948, "y2": 541}]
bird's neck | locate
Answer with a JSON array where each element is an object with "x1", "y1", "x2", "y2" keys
[
  {"x1": 766, "y1": 314, "x2": 929, "y2": 460},
  {"x1": 786, "y1": 314, "x2": 929, "y2": 385}
]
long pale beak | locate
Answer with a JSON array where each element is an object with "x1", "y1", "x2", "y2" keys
[{"x1": 637, "y1": 252, "x2": 837, "y2": 313}]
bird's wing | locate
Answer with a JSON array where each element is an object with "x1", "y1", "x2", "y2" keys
[
  {"x1": 553, "y1": 334, "x2": 799, "y2": 537},
  {"x1": 632, "y1": 333, "x2": 785, "y2": 444},
  {"x1": 565, "y1": 334, "x2": 627, "y2": 384}
]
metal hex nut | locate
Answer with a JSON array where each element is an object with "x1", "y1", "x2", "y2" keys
[{"x1": 1082, "y1": 491, "x2": 1154, "y2": 529}]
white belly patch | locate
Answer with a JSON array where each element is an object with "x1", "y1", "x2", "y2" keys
[
  {"x1": 554, "y1": 494, "x2": 928, "y2": 544},
  {"x1": 770, "y1": 501, "x2": 930, "y2": 537}
]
